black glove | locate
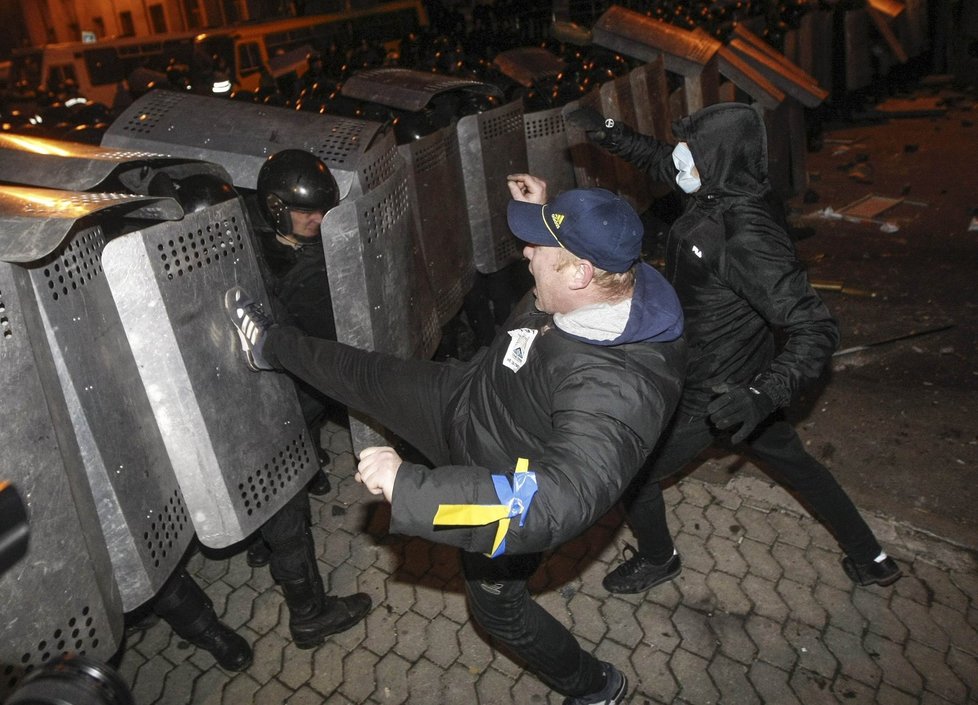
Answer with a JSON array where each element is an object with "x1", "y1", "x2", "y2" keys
[
  {"x1": 564, "y1": 106, "x2": 623, "y2": 146},
  {"x1": 706, "y1": 386, "x2": 776, "y2": 444}
]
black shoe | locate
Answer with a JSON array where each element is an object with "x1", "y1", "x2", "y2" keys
[
  {"x1": 282, "y1": 581, "x2": 372, "y2": 649},
  {"x1": 306, "y1": 467, "x2": 332, "y2": 496},
  {"x1": 188, "y1": 622, "x2": 253, "y2": 671},
  {"x1": 842, "y1": 555, "x2": 902, "y2": 587},
  {"x1": 225, "y1": 286, "x2": 275, "y2": 371},
  {"x1": 563, "y1": 661, "x2": 628, "y2": 705},
  {"x1": 602, "y1": 544, "x2": 681, "y2": 594},
  {"x1": 246, "y1": 538, "x2": 271, "y2": 568}
]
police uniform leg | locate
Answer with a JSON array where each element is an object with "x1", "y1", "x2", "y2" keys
[
  {"x1": 261, "y1": 490, "x2": 371, "y2": 649},
  {"x1": 152, "y1": 568, "x2": 252, "y2": 671}
]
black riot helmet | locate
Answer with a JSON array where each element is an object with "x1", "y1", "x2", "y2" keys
[
  {"x1": 174, "y1": 173, "x2": 237, "y2": 214},
  {"x1": 256, "y1": 149, "x2": 339, "y2": 236}
]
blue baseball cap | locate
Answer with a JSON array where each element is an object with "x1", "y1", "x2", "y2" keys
[{"x1": 507, "y1": 188, "x2": 643, "y2": 273}]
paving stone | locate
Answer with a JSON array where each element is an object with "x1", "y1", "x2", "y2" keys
[
  {"x1": 864, "y1": 632, "x2": 922, "y2": 694},
  {"x1": 707, "y1": 652, "x2": 760, "y2": 705},
  {"x1": 391, "y1": 611, "x2": 428, "y2": 662},
  {"x1": 410, "y1": 583, "x2": 447, "y2": 621},
  {"x1": 338, "y1": 648, "x2": 379, "y2": 703},
  {"x1": 362, "y1": 602, "x2": 399, "y2": 658},
  {"x1": 930, "y1": 601, "x2": 978, "y2": 656},
  {"x1": 474, "y1": 664, "x2": 516, "y2": 704},
  {"x1": 904, "y1": 639, "x2": 968, "y2": 703},
  {"x1": 823, "y1": 625, "x2": 881, "y2": 687},
  {"x1": 851, "y1": 588, "x2": 909, "y2": 643},
  {"x1": 704, "y1": 482, "x2": 744, "y2": 512},
  {"x1": 893, "y1": 570, "x2": 933, "y2": 606},
  {"x1": 644, "y1": 578, "x2": 684, "y2": 611},
  {"x1": 709, "y1": 611, "x2": 756, "y2": 666},
  {"x1": 424, "y1": 614, "x2": 461, "y2": 668},
  {"x1": 806, "y1": 544, "x2": 852, "y2": 592},
  {"x1": 217, "y1": 671, "x2": 259, "y2": 705},
  {"x1": 815, "y1": 581, "x2": 867, "y2": 635},
  {"x1": 510, "y1": 669, "x2": 553, "y2": 704},
  {"x1": 677, "y1": 481, "x2": 713, "y2": 508},
  {"x1": 782, "y1": 619, "x2": 837, "y2": 679},
  {"x1": 202, "y1": 577, "x2": 234, "y2": 618},
  {"x1": 456, "y1": 619, "x2": 494, "y2": 672},
  {"x1": 767, "y1": 512, "x2": 813, "y2": 551},
  {"x1": 133, "y1": 620, "x2": 172, "y2": 661},
  {"x1": 222, "y1": 553, "x2": 254, "y2": 589},
  {"x1": 567, "y1": 591, "x2": 608, "y2": 644},
  {"x1": 371, "y1": 651, "x2": 409, "y2": 705},
  {"x1": 891, "y1": 594, "x2": 951, "y2": 652},
  {"x1": 249, "y1": 587, "x2": 285, "y2": 636},
  {"x1": 747, "y1": 661, "x2": 802, "y2": 705},
  {"x1": 831, "y1": 674, "x2": 878, "y2": 704},
  {"x1": 253, "y1": 677, "x2": 294, "y2": 705},
  {"x1": 744, "y1": 614, "x2": 797, "y2": 671},
  {"x1": 196, "y1": 556, "x2": 229, "y2": 584},
  {"x1": 874, "y1": 682, "x2": 923, "y2": 705},
  {"x1": 155, "y1": 660, "x2": 200, "y2": 704},
  {"x1": 946, "y1": 646, "x2": 978, "y2": 694},
  {"x1": 914, "y1": 561, "x2": 971, "y2": 613},
  {"x1": 309, "y1": 641, "x2": 348, "y2": 697},
  {"x1": 276, "y1": 643, "x2": 314, "y2": 690},
  {"x1": 919, "y1": 691, "x2": 960, "y2": 705},
  {"x1": 383, "y1": 580, "x2": 416, "y2": 616},
  {"x1": 637, "y1": 601, "x2": 681, "y2": 653},
  {"x1": 771, "y1": 542, "x2": 818, "y2": 586},
  {"x1": 600, "y1": 596, "x2": 643, "y2": 649},
  {"x1": 675, "y1": 531, "x2": 716, "y2": 575},
  {"x1": 705, "y1": 534, "x2": 749, "y2": 578},
  {"x1": 674, "y1": 566, "x2": 715, "y2": 612},
  {"x1": 222, "y1": 585, "x2": 258, "y2": 631},
  {"x1": 189, "y1": 666, "x2": 231, "y2": 705},
  {"x1": 739, "y1": 538, "x2": 785, "y2": 582},
  {"x1": 630, "y1": 642, "x2": 679, "y2": 704},
  {"x1": 320, "y1": 527, "x2": 353, "y2": 567},
  {"x1": 670, "y1": 605, "x2": 717, "y2": 660},
  {"x1": 787, "y1": 668, "x2": 838, "y2": 705},
  {"x1": 706, "y1": 571, "x2": 752, "y2": 615},
  {"x1": 732, "y1": 505, "x2": 778, "y2": 545},
  {"x1": 669, "y1": 648, "x2": 719, "y2": 704},
  {"x1": 777, "y1": 578, "x2": 827, "y2": 628},
  {"x1": 673, "y1": 504, "x2": 711, "y2": 539},
  {"x1": 249, "y1": 629, "x2": 287, "y2": 684}
]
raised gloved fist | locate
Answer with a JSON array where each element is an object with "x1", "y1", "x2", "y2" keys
[
  {"x1": 706, "y1": 386, "x2": 775, "y2": 444},
  {"x1": 563, "y1": 107, "x2": 622, "y2": 145}
]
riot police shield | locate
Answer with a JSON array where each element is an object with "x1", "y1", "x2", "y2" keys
[
  {"x1": 0, "y1": 261, "x2": 123, "y2": 701},
  {"x1": 0, "y1": 186, "x2": 190, "y2": 612},
  {"x1": 100, "y1": 90, "x2": 388, "y2": 199},
  {"x1": 101, "y1": 197, "x2": 320, "y2": 550},
  {"x1": 456, "y1": 100, "x2": 528, "y2": 274}
]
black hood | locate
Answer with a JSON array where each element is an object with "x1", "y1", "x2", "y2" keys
[{"x1": 672, "y1": 102, "x2": 769, "y2": 198}]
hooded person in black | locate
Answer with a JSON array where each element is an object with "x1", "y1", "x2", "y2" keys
[{"x1": 565, "y1": 101, "x2": 902, "y2": 592}]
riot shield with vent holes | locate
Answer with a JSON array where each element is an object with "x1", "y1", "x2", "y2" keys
[
  {"x1": 456, "y1": 100, "x2": 528, "y2": 274},
  {"x1": 0, "y1": 262, "x2": 123, "y2": 701},
  {"x1": 524, "y1": 106, "x2": 576, "y2": 199},
  {"x1": 0, "y1": 186, "x2": 191, "y2": 612},
  {"x1": 0, "y1": 133, "x2": 231, "y2": 194},
  {"x1": 100, "y1": 90, "x2": 391, "y2": 199},
  {"x1": 399, "y1": 126, "x2": 474, "y2": 326},
  {"x1": 320, "y1": 160, "x2": 440, "y2": 451}
]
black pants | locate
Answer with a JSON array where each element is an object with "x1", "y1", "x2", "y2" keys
[
  {"x1": 264, "y1": 325, "x2": 605, "y2": 697},
  {"x1": 261, "y1": 489, "x2": 316, "y2": 584},
  {"x1": 624, "y1": 411, "x2": 882, "y2": 564}
]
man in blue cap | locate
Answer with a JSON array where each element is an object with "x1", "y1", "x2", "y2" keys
[{"x1": 225, "y1": 174, "x2": 686, "y2": 704}]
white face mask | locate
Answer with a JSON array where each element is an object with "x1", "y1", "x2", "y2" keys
[{"x1": 672, "y1": 142, "x2": 702, "y2": 194}]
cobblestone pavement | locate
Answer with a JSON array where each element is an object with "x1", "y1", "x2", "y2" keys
[{"x1": 116, "y1": 423, "x2": 978, "y2": 705}]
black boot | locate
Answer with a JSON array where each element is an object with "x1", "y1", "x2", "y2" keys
[
  {"x1": 153, "y1": 569, "x2": 253, "y2": 671},
  {"x1": 246, "y1": 536, "x2": 272, "y2": 568},
  {"x1": 280, "y1": 573, "x2": 372, "y2": 649},
  {"x1": 306, "y1": 467, "x2": 332, "y2": 496}
]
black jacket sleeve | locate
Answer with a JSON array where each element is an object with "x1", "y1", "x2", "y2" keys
[
  {"x1": 720, "y1": 206, "x2": 840, "y2": 407},
  {"x1": 602, "y1": 124, "x2": 678, "y2": 186}
]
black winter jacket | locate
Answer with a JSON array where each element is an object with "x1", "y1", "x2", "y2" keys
[
  {"x1": 390, "y1": 263, "x2": 687, "y2": 555},
  {"x1": 604, "y1": 102, "x2": 839, "y2": 413}
]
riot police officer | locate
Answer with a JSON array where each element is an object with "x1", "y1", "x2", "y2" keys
[{"x1": 246, "y1": 149, "x2": 372, "y2": 648}]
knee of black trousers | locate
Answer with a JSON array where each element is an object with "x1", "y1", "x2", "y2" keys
[
  {"x1": 462, "y1": 552, "x2": 539, "y2": 641},
  {"x1": 261, "y1": 491, "x2": 312, "y2": 546},
  {"x1": 152, "y1": 569, "x2": 216, "y2": 639}
]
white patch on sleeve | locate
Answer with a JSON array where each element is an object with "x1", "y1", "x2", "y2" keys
[{"x1": 502, "y1": 328, "x2": 539, "y2": 372}]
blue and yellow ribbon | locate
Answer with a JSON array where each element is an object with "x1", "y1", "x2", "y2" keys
[{"x1": 432, "y1": 458, "x2": 539, "y2": 557}]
